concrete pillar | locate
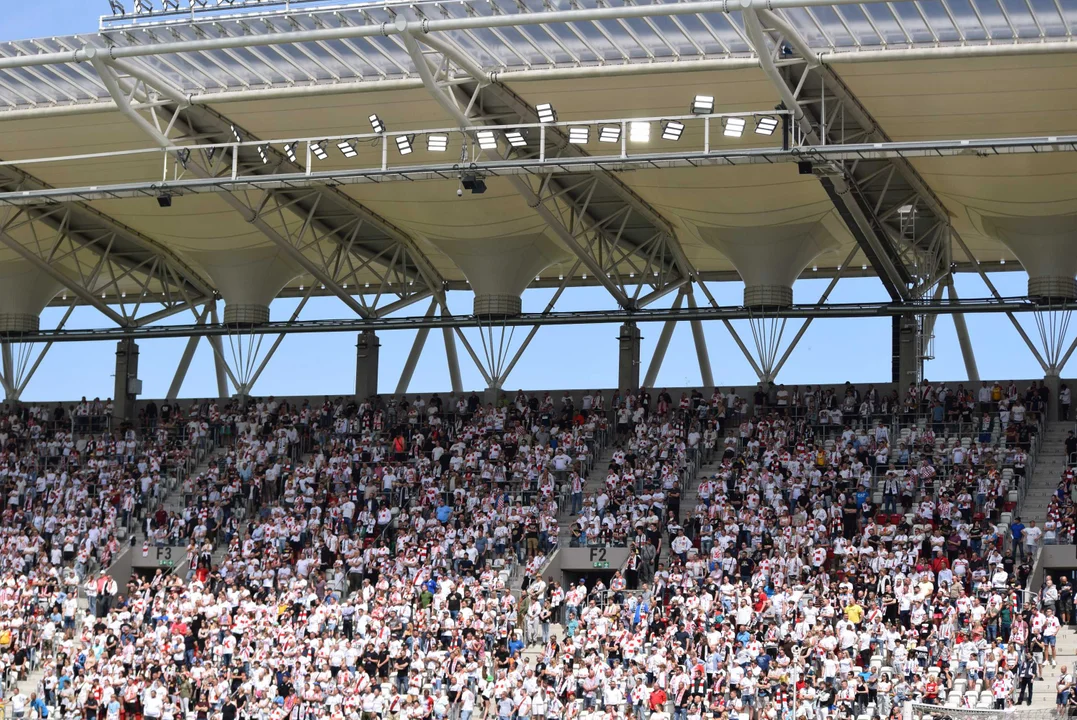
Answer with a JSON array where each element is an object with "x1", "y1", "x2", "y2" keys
[
  {"x1": 355, "y1": 331, "x2": 380, "y2": 400},
  {"x1": 113, "y1": 339, "x2": 140, "y2": 427},
  {"x1": 893, "y1": 315, "x2": 921, "y2": 387},
  {"x1": 1045, "y1": 373, "x2": 1061, "y2": 422},
  {"x1": 618, "y1": 322, "x2": 641, "y2": 391}
]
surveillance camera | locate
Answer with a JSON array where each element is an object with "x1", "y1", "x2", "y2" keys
[{"x1": 457, "y1": 188, "x2": 463, "y2": 197}]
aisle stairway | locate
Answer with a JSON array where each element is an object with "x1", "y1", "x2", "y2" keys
[{"x1": 1018, "y1": 421, "x2": 1070, "y2": 526}]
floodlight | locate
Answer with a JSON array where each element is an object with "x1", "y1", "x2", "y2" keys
[
  {"x1": 755, "y1": 116, "x2": 779, "y2": 135},
  {"x1": 476, "y1": 130, "x2": 498, "y2": 150},
  {"x1": 535, "y1": 103, "x2": 557, "y2": 123},
  {"x1": 134, "y1": 0, "x2": 152, "y2": 13},
  {"x1": 334, "y1": 140, "x2": 356, "y2": 158},
  {"x1": 283, "y1": 142, "x2": 297, "y2": 162},
  {"x1": 599, "y1": 125, "x2": 621, "y2": 143},
  {"x1": 257, "y1": 145, "x2": 268, "y2": 164},
  {"x1": 230, "y1": 124, "x2": 241, "y2": 143},
  {"x1": 311, "y1": 141, "x2": 328, "y2": 160},
  {"x1": 427, "y1": 134, "x2": 449, "y2": 152},
  {"x1": 369, "y1": 114, "x2": 385, "y2": 133},
  {"x1": 109, "y1": 0, "x2": 127, "y2": 13},
  {"x1": 505, "y1": 130, "x2": 526, "y2": 147},
  {"x1": 176, "y1": 148, "x2": 190, "y2": 169},
  {"x1": 691, "y1": 95, "x2": 714, "y2": 114},
  {"x1": 629, "y1": 121, "x2": 650, "y2": 143},
  {"x1": 661, "y1": 120, "x2": 684, "y2": 141},
  {"x1": 395, "y1": 135, "x2": 413, "y2": 155},
  {"x1": 723, "y1": 117, "x2": 745, "y2": 138},
  {"x1": 568, "y1": 126, "x2": 589, "y2": 145}
]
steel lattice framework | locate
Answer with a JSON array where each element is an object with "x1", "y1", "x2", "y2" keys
[{"x1": 0, "y1": 0, "x2": 1073, "y2": 399}]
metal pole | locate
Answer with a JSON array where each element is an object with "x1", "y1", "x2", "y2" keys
[
  {"x1": 946, "y1": 279, "x2": 980, "y2": 383},
  {"x1": 642, "y1": 289, "x2": 685, "y2": 387},
  {"x1": 952, "y1": 231, "x2": 1051, "y2": 373},
  {"x1": 395, "y1": 299, "x2": 438, "y2": 394},
  {"x1": 686, "y1": 289, "x2": 714, "y2": 387},
  {"x1": 166, "y1": 304, "x2": 212, "y2": 400},
  {"x1": 244, "y1": 291, "x2": 313, "y2": 394},
  {"x1": 769, "y1": 245, "x2": 859, "y2": 380},
  {"x1": 208, "y1": 303, "x2": 233, "y2": 400}
]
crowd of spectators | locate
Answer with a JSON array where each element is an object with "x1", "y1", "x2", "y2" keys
[{"x1": 0, "y1": 378, "x2": 1068, "y2": 720}]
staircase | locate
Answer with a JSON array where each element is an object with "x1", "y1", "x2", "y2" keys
[
  {"x1": 1027, "y1": 625, "x2": 1077, "y2": 709},
  {"x1": 1017, "y1": 422, "x2": 1069, "y2": 526}
]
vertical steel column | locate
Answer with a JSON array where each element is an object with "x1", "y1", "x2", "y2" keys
[
  {"x1": 946, "y1": 279, "x2": 980, "y2": 383},
  {"x1": 642, "y1": 289, "x2": 685, "y2": 388},
  {"x1": 686, "y1": 288, "x2": 714, "y2": 387},
  {"x1": 395, "y1": 298, "x2": 438, "y2": 395},
  {"x1": 356, "y1": 330, "x2": 381, "y2": 399},
  {"x1": 113, "y1": 338, "x2": 140, "y2": 426},
  {"x1": 618, "y1": 322, "x2": 642, "y2": 392}
]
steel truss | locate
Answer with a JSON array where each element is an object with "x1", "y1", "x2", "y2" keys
[
  {"x1": 747, "y1": 8, "x2": 954, "y2": 302},
  {"x1": 0, "y1": 295, "x2": 1070, "y2": 344},
  {"x1": 396, "y1": 27, "x2": 697, "y2": 311},
  {"x1": 0, "y1": 167, "x2": 213, "y2": 324},
  {"x1": 89, "y1": 55, "x2": 445, "y2": 323}
]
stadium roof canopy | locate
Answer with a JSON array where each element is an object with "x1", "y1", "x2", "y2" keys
[{"x1": 0, "y1": 0, "x2": 1073, "y2": 338}]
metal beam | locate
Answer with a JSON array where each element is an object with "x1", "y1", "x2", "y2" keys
[
  {"x1": 396, "y1": 298, "x2": 438, "y2": 394},
  {"x1": 208, "y1": 302, "x2": 233, "y2": 399},
  {"x1": 642, "y1": 289, "x2": 686, "y2": 388},
  {"x1": 946, "y1": 279, "x2": 979, "y2": 383},
  {"x1": 0, "y1": 294, "x2": 1073, "y2": 343},
  {"x1": 166, "y1": 303, "x2": 212, "y2": 400},
  {"x1": 686, "y1": 289, "x2": 714, "y2": 388},
  {"x1": 5, "y1": 134, "x2": 1070, "y2": 206},
  {"x1": 0, "y1": 224, "x2": 129, "y2": 327}
]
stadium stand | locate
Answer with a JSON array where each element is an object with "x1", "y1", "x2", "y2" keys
[{"x1": 0, "y1": 379, "x2": 1071, "y2": 720}]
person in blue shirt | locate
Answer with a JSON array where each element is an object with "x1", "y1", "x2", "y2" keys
[
  {"x1": 1011, "y1": 517, "x2": 1026, "y2": 561},
  {"x1": 435, "y1": 504, "x2": 452, "y2": 524},
  {"x1": 507, "y1": 634, "x2": 524, "y2": 657},
  {"x1": 30, "y1": 694, "x2": 48, "y2": 719}
]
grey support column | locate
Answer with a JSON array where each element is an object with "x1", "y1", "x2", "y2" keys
[
  {"x1": 618, "y1": 322, "x2": 642, "y2": 392},
  {"x1": 113, "y1": 338, "x2": 140, "y2": 427},
  {"x1": 356, "y1": 331, "x2": 380, "y2": 400},
  {"x1": 893, "y1": 314, "x2": 921, "y2": 388}
]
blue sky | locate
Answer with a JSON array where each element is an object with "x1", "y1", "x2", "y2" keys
[{"x1": 1, "y1": 4, "x2": 1060, "y2": 400}]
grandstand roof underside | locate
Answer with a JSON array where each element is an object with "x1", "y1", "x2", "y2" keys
[{"x1": 0, "y1": 0, "x2": 1074, "y2": 303}]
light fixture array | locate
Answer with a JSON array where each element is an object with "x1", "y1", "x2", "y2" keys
[{"x1": 233, "y1": 99, "x2": 782, "y2": 166}]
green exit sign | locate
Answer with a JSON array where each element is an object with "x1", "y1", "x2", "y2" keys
[
  {"x1": 593, "y1": 561, "x2": 609, "y2": 569},
  {"x1": 160, "y1": 560, "x2": 176, "y2": 568}
]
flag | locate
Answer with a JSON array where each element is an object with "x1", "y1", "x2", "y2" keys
[{"x1": 142, "y1": 542, "x2": 149, "y2": 557}]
